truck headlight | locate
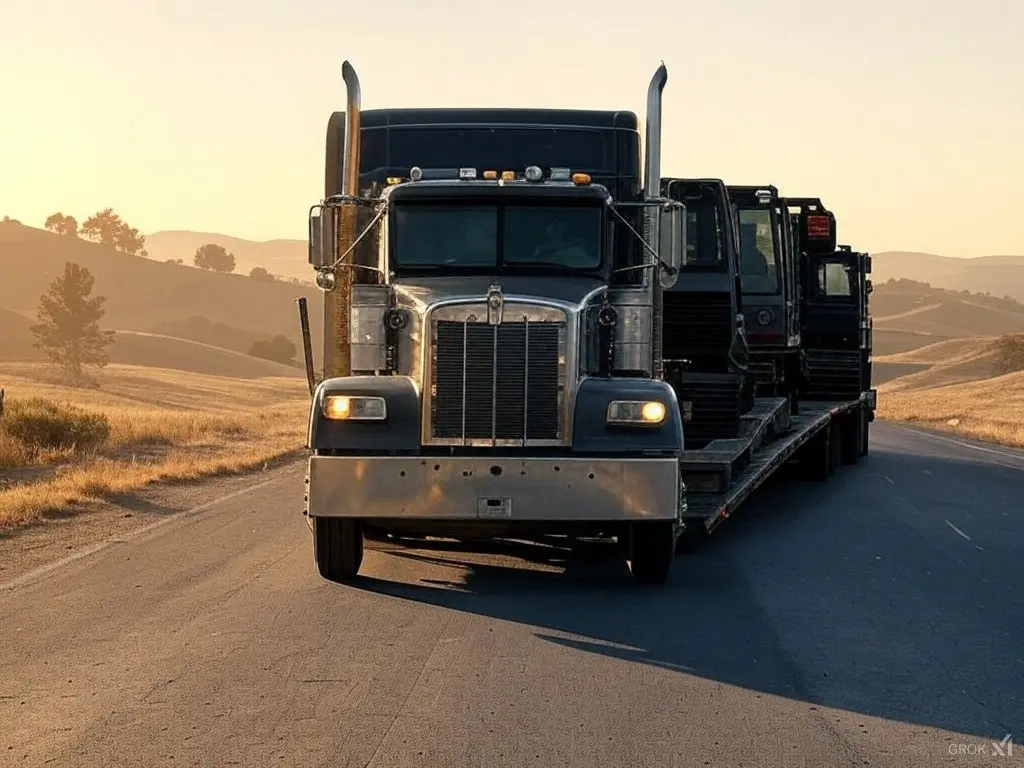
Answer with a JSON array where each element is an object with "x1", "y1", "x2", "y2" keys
[
  {"x1": 323, "y1": 395, "x2": 387, "y2": 421},
  {"x1": 606, "y1": 400, "x2": 666, "y2": 426}
]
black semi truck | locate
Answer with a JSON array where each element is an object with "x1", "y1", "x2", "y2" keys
[{"x1": 299, "y1": 60, "x2": 875, "y2": 584}]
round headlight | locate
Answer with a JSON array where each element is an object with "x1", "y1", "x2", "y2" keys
[
  {"x1": 524, "y1": 165, "x2": 543, "y2": 182},
  {"x1": 598, "y1": 306, "x2": 618, "y2": 327}
]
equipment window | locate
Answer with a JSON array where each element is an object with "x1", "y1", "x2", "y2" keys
[
  {"x1": 737, "y1": 208, "x2": 780, "y2": 293},
  {"x1": 817, "y1": 261, "x2": 853, "y2": 297},
  {"x1": 684, "y1": 202, "x2": 724, "y2": 267}
]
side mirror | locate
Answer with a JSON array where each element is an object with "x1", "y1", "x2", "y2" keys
[
  {"x1": 866, "y1": 279, "x2": 873, "y2": 295},
  {"x1": 862, "y1": 254, "x2": 872, "y2": 274},
  {"x1": 308, "y1": 206, "x2": 337, "y2": 269},
  {"x1": 658, "y1": 201, "x2": 686, "y2": 289}
]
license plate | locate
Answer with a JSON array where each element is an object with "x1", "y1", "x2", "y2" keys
[{"x1": 477, "y1": 497, "x2": 513, "y2": 519}]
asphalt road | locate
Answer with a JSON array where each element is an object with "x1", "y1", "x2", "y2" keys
[{"x1": 2, "y1": 422, "x2": 1022, "y2": 767}]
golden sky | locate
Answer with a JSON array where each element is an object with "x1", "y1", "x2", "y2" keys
[{"x1": 2, "y1": 0, "x2": 1021, "y2": 257}]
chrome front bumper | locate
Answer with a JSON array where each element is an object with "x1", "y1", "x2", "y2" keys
[{"x1": 306, "y1": 455, "x2": 683, "y2": 522}]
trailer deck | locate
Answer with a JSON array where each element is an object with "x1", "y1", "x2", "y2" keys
[{"x1": 681, "y1": 397, "x2": 864, "y2": 534}]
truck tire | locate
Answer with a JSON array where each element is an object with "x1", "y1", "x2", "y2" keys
[
  {"x1": 841, "y1": 409, "x2": 862, "y2": 465},
  {"x1": 313, "y1": 517, "x2": 364, "y2": 583},
  {"x1": 628, "y1": 521, "x2": 675, "y2": 584},
  {"x1": 828, "y1": 418, "x2": 842, "y2": 476},
  {"x1": 859, "y1": 409, "x2": 870, "y2": 457},
  {"x1": 801, "y1": 424, "x2": 831, "y2": 482}
]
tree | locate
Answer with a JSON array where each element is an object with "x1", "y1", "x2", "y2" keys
[
  {"x1": 44, "y1": 212, "x2": 79, "y2": 237},
  {"x1": 248, "y1": 266, "x2": 276, "y2": 281},
  {"x1": 30, "y1": 262, "x2": 116, "y2": 385},
  {"x1": 166, "y1": 258, "x2": 185, "y2": 265},
  {"x1": 80, "y1": 208, "x2": 148, "y2": 257},
  {"x1": 248, "y1": 335, "x2": 296, "y2": 365},
  {"x1": 991, "y1": 334, "x2": 1024, "y2": 376},
  {"x1": 193, "y1": 243, "x2": 236, "y2": 273},
  {"x1": 2, "y1": 215, "x2": 21, "y2": 225}
]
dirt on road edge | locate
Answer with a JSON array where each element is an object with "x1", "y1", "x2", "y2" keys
[{"x1": 0, "y1": 451, "x2": 307, "y2": 590}]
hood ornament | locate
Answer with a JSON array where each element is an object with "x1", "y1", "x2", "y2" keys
[{"x1": 486, "y1": 282, "x2": 504, "y2": 326}]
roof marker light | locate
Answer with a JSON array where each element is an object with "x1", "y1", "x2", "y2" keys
[
  {"x1": 501, "y1": 170, "x2": 516, "y2": 180},
  {"x1": 524, "y1": 165, "x2": 543, "y2": 182},
  {"x1": 409, "y1": 166, "x2": 424, "y2": 182},
  {"x1": 458, "y1": 167, "x2": 477, "y2": 180},
  {"x1": 482, "y1": 170, "x2": 498, "y2": 180},
  {"x1": 571, "y1": 172, "x2": 592, "y2": 185},
  {"x1": 549, "y1": 167, "x2": 571, "y2": 181}
]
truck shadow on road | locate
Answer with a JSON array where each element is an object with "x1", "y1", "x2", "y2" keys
[{"x1": 349, "y1": 446, "x2": 1022, "y2": 742}]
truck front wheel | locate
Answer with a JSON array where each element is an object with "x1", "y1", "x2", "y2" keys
[
  {"x1": 628, "y1": 521, "x2": 675, "y2": 584},
  {"x1": 312, "y1": 517, "x2": 364, "y2": 583}
]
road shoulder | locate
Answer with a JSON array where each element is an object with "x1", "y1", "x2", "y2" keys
[{"x1": 0, "y1": 452, "x2": 306, "y2": 589}]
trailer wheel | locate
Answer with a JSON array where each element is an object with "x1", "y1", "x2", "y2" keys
[
  {"x1": 841, "y1": 409, "x2": 862, "y2": 465},
  {"x1": 859, "y1": 409, "x2": 871, "y2": 457},
  {"x1": 312, "y1": 517, "x2": 364, "y2": 583},
  {"x1": 800, "y1": 424, "x2": 831, "y2": 482},
  {"x1": 828, "y1": 418, "x2": 842, "y2": 476},
  {"x1": 628, "y1": 521, "x2": 675, "y2": 584}
]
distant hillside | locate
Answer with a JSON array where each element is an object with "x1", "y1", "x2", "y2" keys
[
  {"x1": 0, "y1": 222, "x2": 323, "y2": 353},
  {"x1": 145, "y1": 231, "x2": 309, "y2": 281},
  {"x1": 872, "y1": 279, "x2": 1024, "y2": 339},
  {"x1": 872, "y1": 251, "x2": 1024, "y2": 303}
]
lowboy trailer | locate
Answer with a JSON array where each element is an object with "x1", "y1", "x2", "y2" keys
[{"x1": 298, "y1": 60, "x2": 875, "y2": 584}]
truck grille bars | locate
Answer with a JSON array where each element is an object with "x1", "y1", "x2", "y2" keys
[{"x1": 428, "y1": 315, "x2": 566, "y2": 446}]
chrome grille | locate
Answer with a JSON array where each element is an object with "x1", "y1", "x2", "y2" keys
[{"x1": 429, "y1": 317, "x2": 566, "y2": 445}]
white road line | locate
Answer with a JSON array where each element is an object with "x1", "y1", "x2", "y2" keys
[
  {"x1": 945, "y1": 520, "x2": 972, "y2": 541},
  {"x1": 896, "y1": 425, "x2": 1024, "y2": 465},
  {"x1": 0, "y1": 478, "x2": 278, "y2": 593}
]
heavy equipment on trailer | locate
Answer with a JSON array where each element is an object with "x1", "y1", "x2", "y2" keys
[
  {"x1": 301, "y1": 60, "x2": 689, "y2": 584},
  {"x1": 786, "y1": 197, "x2": 875, "y2": 461},
  {"x1": 728, "y1": 184, "x2": 805, "y2": 409},
  {"x1": 298, "y1": 60, "x2": 877, "y2": 584},
  {"x1": 657, "y1": 178, "x2": 754, "y2": 449}
]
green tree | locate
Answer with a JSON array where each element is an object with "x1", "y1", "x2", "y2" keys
[
  {"x1": 80, "y1": 208, "x2": 148, "y2": 257},
  {"x1": 249, "y1": 266, "x2": 276, "y2": 281},
  {"x1": 44, "y1": 212, "x2": 79, "y2": 237},
  {"x1": 30, "y1": 262, "x2": 116, "y2": 385},
  {"x1": 248, "y1": 335, "x2": 296, "y2": 365},
  {"x1": 193, "y1": 243, "x2": 236, "y2": 273}
]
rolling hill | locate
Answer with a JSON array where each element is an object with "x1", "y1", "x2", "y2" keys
[
  {"x1": 871, "y1": 279, "x2": 1024, "y2": 342},
  {"x1": 872, "y1": 251, "x2": 1024, "y2": 303},
  {"x1": 0, "y1": 222, "x2": 324, "y2": 355},
  {"x1": 145, "y1": 231, "x2": 309, "y2": 281}
]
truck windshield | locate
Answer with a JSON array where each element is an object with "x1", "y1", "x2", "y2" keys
[
  {"x1": 684, "y1": 200, "x2": 724, "y2": 267},
  {"x1": 737, "y1": 208, "x2": 780, "y2": 294},
  {"x1": 391, "y1": 202, "x2": 603, "y2": 271}
]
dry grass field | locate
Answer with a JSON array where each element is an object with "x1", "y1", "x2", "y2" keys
[
  {"x1": 0, "y1": 363, "x2": 310, "y2": 529},
  {"x1": 878, "y1": 371, "x2": 1024, "y2": 448}
]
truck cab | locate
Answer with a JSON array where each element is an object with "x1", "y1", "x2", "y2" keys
[
  {"x1": 727, "y1": 184, "x2": 803, "y2": 409},
  {"x1": 658, "y1": 178, "x2": 753, "y2": 446},
  {"x1": 303, "y1": 62, "x2": 688, "y2": 585}
]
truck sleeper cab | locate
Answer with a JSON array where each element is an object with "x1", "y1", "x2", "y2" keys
[{"x1": 304, "y1": 61, "x2": 687, "y2": 585}]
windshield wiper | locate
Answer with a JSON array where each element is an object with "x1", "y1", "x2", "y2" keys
[{"x1": 503, "y1": 260, "x2": 597, "y2": 269}]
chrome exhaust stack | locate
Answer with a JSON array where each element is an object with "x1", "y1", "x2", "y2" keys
[
  {"x1": 322, "y1": 60, "x2": 363, "y2": 379},
  {"x1": 646, "y1": 63, "x2": 668, "y2": 380},
  {"x1": 643, "y1": 63, "x2": 667, "y2": 200}
]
